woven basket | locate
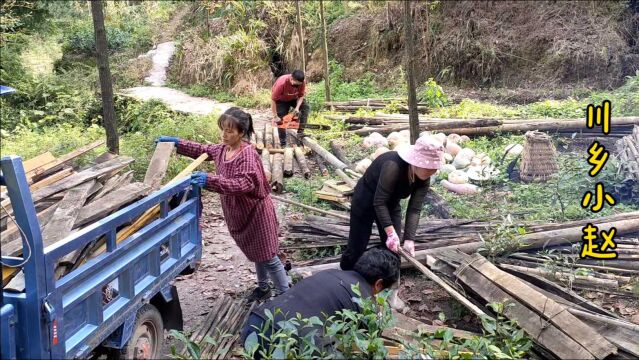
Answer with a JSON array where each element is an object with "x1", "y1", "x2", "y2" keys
[{"x1": 520, "y1": 131, "x2": 559, "y2": 182}]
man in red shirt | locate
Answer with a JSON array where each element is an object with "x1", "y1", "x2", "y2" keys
[{"x1": 271, "y1": 70, "x2": 309, "y2": 147}]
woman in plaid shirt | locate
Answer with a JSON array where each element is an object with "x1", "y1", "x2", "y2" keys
[{"x1": 157, "y1": 107, "x2": 288, "y2": 301}]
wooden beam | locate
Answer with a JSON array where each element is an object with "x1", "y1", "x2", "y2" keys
[
  {"x1": 1, "y1": 203, "x2": 59, "y2": 254},
  {"x1": 143, "y1": 142, "x2": 175, "y2": 190},
  {"x1": 29, "y1": 139, "x2": 105, "y2": 181}
]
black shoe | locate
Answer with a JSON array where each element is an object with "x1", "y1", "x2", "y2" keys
[{"x1": 246, "y1": 286, "x2": 271, "y2": 302}]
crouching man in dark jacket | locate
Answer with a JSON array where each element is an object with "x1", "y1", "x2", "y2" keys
[{"x1": 240, "y1": 246, "x2": 400, "y2": 358}]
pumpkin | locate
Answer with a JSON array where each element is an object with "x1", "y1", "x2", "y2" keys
[
  {"x1": 443, "y1": 153, "x2": 454, "y2": 163},
  {"x1": 440, "y1": 164, "x2": 457, "y2": 175},
  {"x1": 448, "y1": 170, "x2": 469, "y2": 184},
  {"x1": 446, "y1": 142, "x2": 462, "y2": 156},
  {"x1": 505, "y1": 143, "x2": 524, "y2": 157},
  {"x1": 447, "y1": 133, "x2": 461, "y2": 144},
  {"x1": 355, "y1": 158, "x2": 372, "y2": 174},
  {"x1": 458, "y1": 135, "x2": 471, "y2": 144},
  {"x1": 433, "y1": 132, "x2": 447, "y2": 146},
  {"x1": 371, "y1": 146, "x2": 390, "y2": 160}
]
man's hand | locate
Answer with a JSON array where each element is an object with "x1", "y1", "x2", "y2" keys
[
  {"x1": 403, "y1": 240, "x2": 415, "y2": 257},
  {"x1": 273, "y1": 116, "x2": 282, "y2": 125},
  {"x1": 190, "y1": 171, "x2": 208, "y2": 187},
  {"x1": 293, "y1": 109, "x2": 300, "y2": 117},
  {"x1": 155, "y1": 136, "x2": 180, "y2": 144},
  {"x1": 385, "y1": 228, "x2": 400, "y2": 253}
]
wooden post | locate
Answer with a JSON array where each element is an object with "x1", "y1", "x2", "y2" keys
[
  {"x1": 255, "y1": 130, "x2": 264, "y2": 150},
  {"x1": 90, "y1": 0, "x2": 119, "y2": 153},
  {"x1": 294, "y1": 147, "x2": 311, "y2": 179},
  {"x1": 265, "y1": 123, "x2": 274, "y2": 149},
  {"x1": 319, "y1": 0, "x2": 331, "y2": 105},
  {"x1": 295, "y1": 0, "x2": 306, "y2": 72},
  {"x1": 271, "y1": 153, "x2": 284, "y2": 193},
  {"x1": 271, "y1": 195, "x2": 349, "y2": 220},
  {"x1": 283, "y1": 148, "x2": 294, "y2": 177},
  {"x1": 261, "y1": 149, "x2": 272, "y2": 182},
  {"x1": 403, "y1": 0, "x2": 420, "y2": 145},
  {"x1": 273, "y1": 126, "x2": 281, "y2": 149}
]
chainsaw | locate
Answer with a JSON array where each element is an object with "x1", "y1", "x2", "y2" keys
[{"x1": 276, "y1": 112, "x2": 331, "y2": 131}]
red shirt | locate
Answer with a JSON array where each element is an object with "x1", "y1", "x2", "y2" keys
[{"x1": 271, "y1": 74, "x2": 305, "y2": 102}]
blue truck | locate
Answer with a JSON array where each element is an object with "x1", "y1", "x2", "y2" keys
[{"x1": 1, "y1": 86, "x2": 203, "y2": 359}]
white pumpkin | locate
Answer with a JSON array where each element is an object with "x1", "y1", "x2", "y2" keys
[
  {"x1": 399, "y1": 130, "x2": 411, "y2": 139},
  {"x1": 371, "y1": 146, "x2": 390, "y2": 160},
  {"x1": 453, "y1": 156, "x2": 471, "y2": 170},
  {"x1": 355, "y1": 158, "x2": 372, "y2": 174},
  {"x1": 446, "y1": 142, "x2": 462, "y2": 156},
  {"x1": 440, "y1": 164, "x2": 457, "y2": 175},
  {"x1": 458, "y1": 135, "x2": 471, "y2": 144},
  {"x1": 387, "y1": 131, "x2": 402, "y2": 141},
  {"x1": 457, "y1": 148, "x2": 476, "y2": 160},
  {"x1": 363, "y1": 133, "x2": 388, "y2": 148},
  {"x1": 434, "y1": 132, "x2": 447, "y2": 145},
  {"x1": 447, "y1": 133, "x2": 461, "y2": 144},
  {"x1": 448, "y1": 170, "x2": 469, "y2": 184},
  {"x1": 420, "y1": 131, "x2": 432, "y2": 138},
  {"x1": 389, "y1": 138, "x2": 409, "y2": 150},
  {"x1": 505, "y1": 143, "x2": 524, "y2": 157},
  {"x1": 443, "y1": 153, "x2": 454, "y2": 163}
]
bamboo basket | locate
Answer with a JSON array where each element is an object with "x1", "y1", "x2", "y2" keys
[{"x1": 519, "y1": 131, "x2": 559, "y2": 183}]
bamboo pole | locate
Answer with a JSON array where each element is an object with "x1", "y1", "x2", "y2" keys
[
  {"x1": 399, "y1": 249, "x2": 489, "y2": 318},
  {"x1": 295, "y1": 0, "x2": 305, "y2": 72},
  {"x1": 271, "y1": 195, "x2": 349, "y2": 220}
]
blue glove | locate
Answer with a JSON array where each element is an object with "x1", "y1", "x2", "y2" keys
[
  {"x1": 155, "y1": 136, "x2": 180, "y2": 144},
  {"x1": 191, "y1": 171, "x2": 208, "y2": 187}
]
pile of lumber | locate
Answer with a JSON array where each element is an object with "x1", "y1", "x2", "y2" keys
[
  {"x1": 324, "y1": 99, "x2": 430, "y2": 114},
  {"x1": 181, "y1": 295, "x2": 251, "y2": 359},
  {"x1": 327, "y1": 114, "x2": 639, "y2": 138},
  {"x1": 1, "y1": 141, "x2": 196, "y2": 290},
  {"x1": 287, "y1": 208, "x2": 639, "y2": 357},
  {"x1": 616, "y1": 125, "x2": 639, "y2": 182}
]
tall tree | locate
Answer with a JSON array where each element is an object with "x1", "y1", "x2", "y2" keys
[
  {"x1": 403, "y1": 0, "x2": 419, "y2": 144},
  {"x1": 319, "y1": 0, "x2": 331, "y2": 104},
  {"x1": 90, "y1": 0, "x2": 119, "y2": 154},
  {"x1": 295, "y1": 0, "x2": 305, "y2": 72}
]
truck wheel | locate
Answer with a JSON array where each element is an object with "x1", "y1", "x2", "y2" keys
[{"x1": 120, "y1": 304, "x2": 164, "y2": 359}]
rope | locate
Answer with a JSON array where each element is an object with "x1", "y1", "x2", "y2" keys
[{"x1": 0, "y1": 202, "x2": 32, "y2": 268}]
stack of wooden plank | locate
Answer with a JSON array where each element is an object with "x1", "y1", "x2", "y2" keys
[
  {"x1": 616, "y1": 125, "x2": 639, "y2": 183},
  {"x1": 1, "y1": 141, "x2": 180, "y2": 290},
  {"x1": 324, "y1": 99, "x2": 430, "y2": 114},
  {"x1": 181, "y1": 295, "x2": 252, "y2": 359},
  {"x1": 326, "y1": 114, "x2": 639, "y2": 137}
]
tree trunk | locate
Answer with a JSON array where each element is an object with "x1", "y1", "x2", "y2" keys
[
  {"x1": 295, "y1": 0, "x2": 306, "y2": 72},
  {"x1": 329, "y1": 140, "x2": 353, "y2": 167},
  {"x1": 261, "y1": 149, "x2": 272, "y2": 182},
  {"x1": 314, "y1": 152, "x2": 329, "y2": 176},
  {"x1": 294, "y1": 147, "x2": 311, "y2": 179},
  {"x1": 403, "y1": 0, "x2": 420, "y2": 145},
  {"x1": 319, "y1": 0, "x2": 331, "y2": 104},
  {"x1": 271, "y1": 153, "x2": 284, "y2": 193},
  {"x1": 264, "y1": 123, "x2": 273, "y2": 149},
  {"x1": 255, "y1": 130, "x2": 264, "y2": 150},
  {"x1": 90, "y1": 0, "x2": 119, "y2": 154},
  {"x1": 273, "y1": 125, "x2": 281, "y2": 149},
  {"x1": 283, "y1": 148, "x2": 294, "y2": 177}
]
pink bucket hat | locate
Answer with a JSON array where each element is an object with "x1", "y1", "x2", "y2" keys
[{"x1": 397, "y1": 135, "x2": 445, "y2": 170}]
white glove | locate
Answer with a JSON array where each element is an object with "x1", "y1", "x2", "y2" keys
[
  {"x1": 385, "y1": 228, "x2": 400, "y2": 253},
  {"x1": 403, "y1": 240, "x2": 415, "y2": 257}
]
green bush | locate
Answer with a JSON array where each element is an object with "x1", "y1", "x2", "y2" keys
[
  {"x1": 419, "y1": 78, "x2": 449, "y2": 108},
  {"x1": 63, "y1": 21, "x2": 132, "y2": 55}
]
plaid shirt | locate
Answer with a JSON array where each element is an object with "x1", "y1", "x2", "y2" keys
[{"x1": 177, "y1": 140, "x2": 279, "y2": 262}]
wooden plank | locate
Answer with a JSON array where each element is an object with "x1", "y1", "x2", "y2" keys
[
  {"x1": 1, "y1": 203, "x2": 59, "y2": 255},
  {"x1": 28, "y1": 140, "x2": 105, "y2": 181},
  {"x1": 0, "y1": 152, "x2": 56, "y2": 194},
  {"x1": 75, "y1": 183, "x2": 150, "y2": 228},
  {"x1": 41, "y1": 181, "x2": 95, "y2": 248},
  {"x1": 89, "y1": 173, "x2": 122, "y2": 202},
  {"x1": 29, "y1": 168, "x2": 74, "y2": 192},
  {"x1": 30, "y1": 156, "x2": 134, "y2": 203},
  {"x1": 468, "y1": 255, "x2": 616, "y2": 359},
  {"x1": 143, "y1": 142, "x2": 175, "y2": 190},
  {"x1": 455, "y1": 265, "x2": 595, "y2": 360}
]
